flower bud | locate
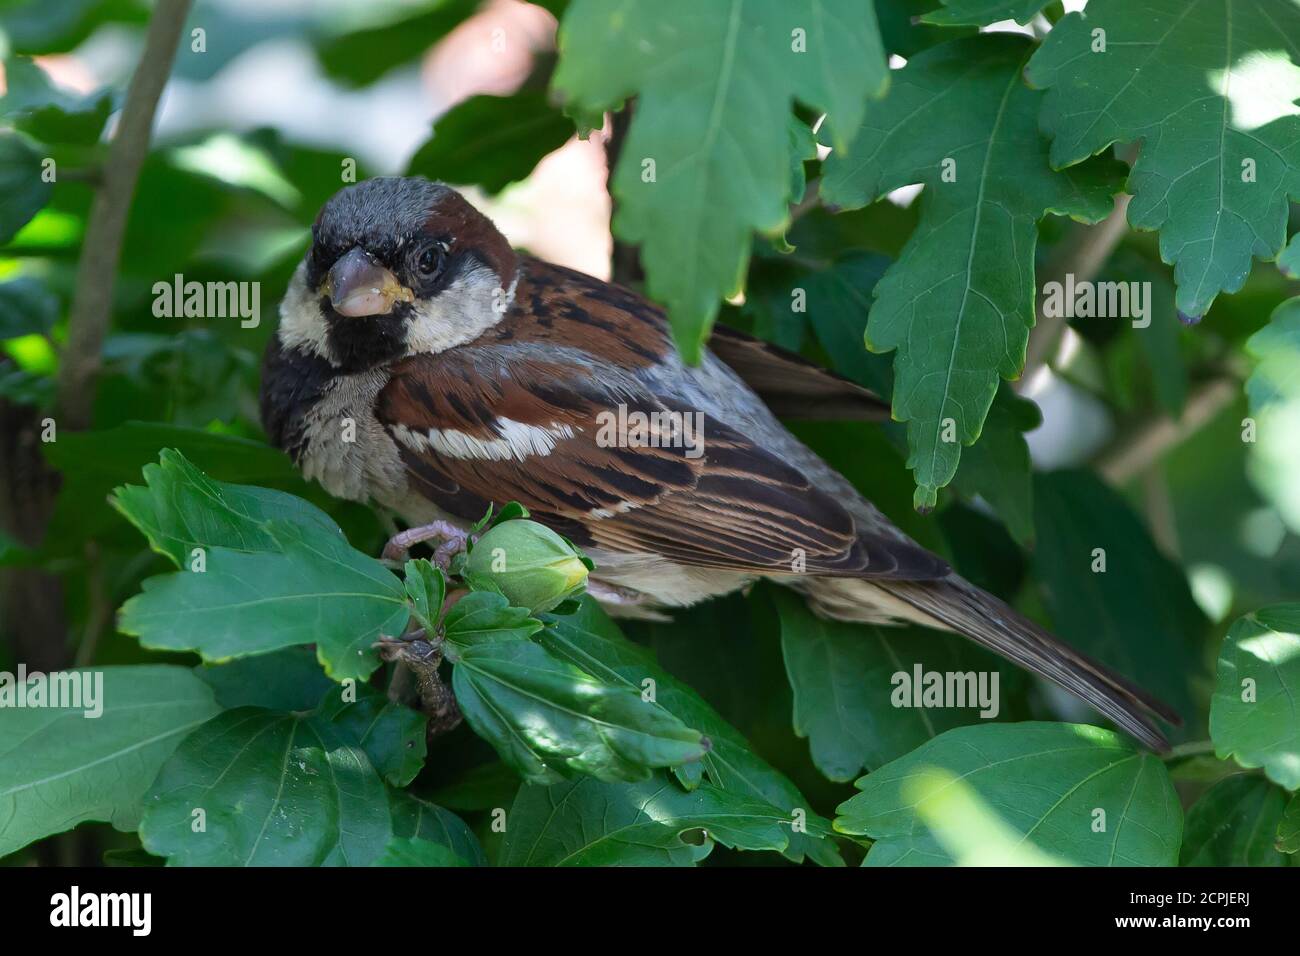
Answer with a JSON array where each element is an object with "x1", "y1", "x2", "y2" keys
[{"x1": 463, "y1": 519, "x2": 589, "y2": 613}]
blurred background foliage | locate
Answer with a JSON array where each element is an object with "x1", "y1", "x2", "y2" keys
[{"x1": 0, "y1": 0, "x2": 1297, "y2": 866}]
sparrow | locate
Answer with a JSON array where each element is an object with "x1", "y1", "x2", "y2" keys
[{"x1": 260, "y1": 176, "x2": 1179, "y2": 751}]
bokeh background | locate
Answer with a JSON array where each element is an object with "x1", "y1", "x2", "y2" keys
[{"x1": 2, "y1": 0, "x2": 1299, "y2": 866}]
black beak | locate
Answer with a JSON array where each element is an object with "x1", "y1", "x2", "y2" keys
[{"x1": 324, "y1": 247, "x2": 413, "y2": 317}]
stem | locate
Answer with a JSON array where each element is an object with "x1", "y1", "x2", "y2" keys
[
  {"x1": 56, "y1": 0, "x2": 194, "y2": 429},
  {"x1": 1161, "y1": 739, "x2": 1217, "y2": 761}
]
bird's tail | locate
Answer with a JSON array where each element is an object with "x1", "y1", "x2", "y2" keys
[{"x1": 806, "y1": 575, "x2": 1180, "y2": 752}]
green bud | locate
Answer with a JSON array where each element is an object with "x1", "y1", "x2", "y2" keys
[{"x1": 463, "y1": 519, "x2": 590, "y2": 614}]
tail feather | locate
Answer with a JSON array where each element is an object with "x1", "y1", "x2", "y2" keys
[{"x1": 871, "y1": 577, "x2": 1179, "y2": 752}]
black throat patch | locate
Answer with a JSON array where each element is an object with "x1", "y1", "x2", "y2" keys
[{"x1": 322, "y1": 297, "x2": 410, "y2": 373}]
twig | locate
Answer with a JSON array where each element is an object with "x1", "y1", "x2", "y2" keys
[
  {"x1": 1020, "y1": 193, "x2": 1133, "y2": 385},
  {"x1": 1094, "y1": 377, "x2": 1241, "y2": 484},
  {"x1": 789, "y1": 177, "x2": 820, "y2": 222},
  {"x1": 56, "y1": 0, "x2": 194, "y2": 429},
  {"x1": 1161, "y1": 739, "x2": 1217, "y2": 762}
]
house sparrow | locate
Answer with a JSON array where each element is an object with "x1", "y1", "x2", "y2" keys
[{"x1": 261, "y1": 177, "x2": 1178, "y2": 751}]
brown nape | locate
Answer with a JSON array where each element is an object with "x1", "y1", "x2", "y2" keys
[{"x1": 422, "y1": 189, "x2": 518, "y2": 282}]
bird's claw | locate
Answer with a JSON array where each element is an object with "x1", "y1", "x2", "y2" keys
[{"x1": 381, "y1": 520, "x2": 469, "y2": 567}]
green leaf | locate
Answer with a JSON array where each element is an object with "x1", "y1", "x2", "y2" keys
[
  {"x1": 388, "y1": 789, "x2": 488, "y2": 866},
  {"x1": 1031, "y1": 470, "x2": 1204, "y2": 733},
  {"x1": 1279, "y1": 794, "x2": 1300, "y2": 853},
  {"x1": 43, "y1": 423, "x2": 300, "y2": 485},
  {"x1": 196, "y1": 646, "x2": 336, "y2": 712},
  {"x1": 371, "y1": 837, "x2": 469, "y2": 867},
  {"x1": 1, "y1": 0, "x2": 147, "y2": 56},
  {"x1": 823, "y1": 35, "x2": 1122, "y2": 506},
  {"x1": 406, "y1": 92, "x2": 574, "y2": 194},
  {"x1": 140, "y1": 707, "x2": 392, "y2": 866},
  {"x1": 1247, "y1": 297, "x2": 1300, "y2": 412},
  {"x1": 835, "y1": 722, "x2": 1183, "y2": 866},
  {"x1": 1125, "y1": 254, "x2": 1188, "y2": 417},
  {"x1": 920, "y1": 0, "x2": 1048, "y2": 26},
  {"x1": 0, "y1": 666, "x2": 219, "y2": 859},
  {"x1": 0, "y1": 277, "x2": 58, "y2": 340},
  {"x1": 0, "y1": 56, "x2": 113, "y2": 145},
  {"x1": 443, "y1": 590, "x2": 543, "y2": 646},
  {"x1": 774, "y1": 587, "x2": 1016, "y2": 781},
  {"x1": 896, "y1": 767, "x2": 1066, "y2": 865},
  {"x1": 317, "y1": 682, "x2": 427, "y2": 788},
  {"x1": 1278, "y1": 232, "x2": 1300, "y2": 279},
  {"x1": 499, "y1": 774, "x2": 797, "y2": 866},
  {"x1": 429, "y1": 762, "x2": 522, "y2": 812},
  {"x1": 0, "y1": 131, "x2": 52, "y2": 244},
  {"x1": 1244, "y1": 298, "x2": 1300, "y2": 536},
  {"x1": 797, "y1": 252, "x2": 895, "y2": 392},
  {"x1": 950, "y1": 385, "x2": 1040, "y2": 545},
  {"x1": 1179, "y1": 774, "x2": 1291, "y2": 866},
  {"x1": 403, "y1": 558, "x2": 446, "y2": 633},
  {"x1": 540, "y1": 597, "x2": 841, "y2": 864},
  {"x1": 1026, "y1": 0, "x2": 1300, "y2": 320},
  {"x1": 119, "y1": 521, "x2": 409, "y2": 682},
  {"x1": 553, "y1": 0, "x2": 888, "y2": 360},
  {"x1": 111, "y1": 448, "x2": 340, "y2": 568},
  {"x1": 313, "y1": 0, "x2": 479, "y2": 87},
  {"x1": 1210, "y1": 604, "x2": 1300, "y2": 790},
  {"x1": 448, "y1": 627, "x2": 708, "y2": 785}
]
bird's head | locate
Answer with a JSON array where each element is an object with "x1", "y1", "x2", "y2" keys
[{"x1": 278, "y1": 177, "x2": 518, "y2": 372}]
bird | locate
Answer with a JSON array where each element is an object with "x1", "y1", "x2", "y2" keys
[{"x1": 260, "y1": 176, "x2": 1179, "y2": 751}]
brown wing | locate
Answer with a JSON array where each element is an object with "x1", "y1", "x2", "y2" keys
[
  {"x1": 706, "y1": 323, "x2": 890, "y2": 421},
  {"x1": 516, "y1": 257, "x2": 889, "y2": 420},
  {"x1": 376, "y1": 344, "x2": 946, "y2": 580}
]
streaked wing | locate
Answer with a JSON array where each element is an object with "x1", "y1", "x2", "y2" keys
[
  {"x1": 376, "y1": 345, "x2": 946, "y2": 580},
  {"x1": 706, "y1": 323, "x2": 890, "y2": 421}
]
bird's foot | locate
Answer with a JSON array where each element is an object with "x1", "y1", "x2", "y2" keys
[{"x1": 382, "y1": 520, "x2": 469, "y2": 568}]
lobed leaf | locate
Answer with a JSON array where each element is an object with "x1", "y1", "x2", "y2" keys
[
  {"x1": 823, "y1": 35, "x2": 1122, "y2": 506},
  {"x1": 1026, "y1": 0, "x2": 1300, "y2": 321},
  {"x1": 553, "y1": 0, "x2": 888, "y2": 360},
  {"x1": 1210, "y1": 604, "x2": 1300, "y2": 790}
]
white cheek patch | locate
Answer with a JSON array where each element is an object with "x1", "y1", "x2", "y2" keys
[
  {"x1": 403, "y1": 263, "x2": 517, "y2": 355},
  {"x1": 392, "y1": 419, "x2": 575, "y2": 462},
  {"x1": 277, "y1": 260, "x2": 335, "y2": 362}
]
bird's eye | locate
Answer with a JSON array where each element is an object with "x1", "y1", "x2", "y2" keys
[{"x1": 416, "y1": 242, "x2": 447, "y2": 279}]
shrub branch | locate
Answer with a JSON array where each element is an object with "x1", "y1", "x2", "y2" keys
[{"x1": 56, "y1": 0, "x2": 194, "y2": 429}]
